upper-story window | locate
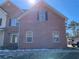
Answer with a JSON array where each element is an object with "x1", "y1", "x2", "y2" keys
[
  {"x1": 9, "y1": 18, "x2": 17, "y2": 26},
  {"x1": 37, "y1": 10, "x2": 48, "y2": 22},
  {"x1": 52, "y1": 31, "x2": 60, "y2": 43},
  {"x1": 0, "y1": 18, "x2": 2, "y2": 26}
]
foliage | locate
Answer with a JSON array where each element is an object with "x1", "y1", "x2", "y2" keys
[{"x1": 66, "y1": 20, "x2": 79, "y2": 39}]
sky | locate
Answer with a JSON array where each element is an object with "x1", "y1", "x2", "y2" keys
[{"x1": 0, "y1": 0, "x2": 79, "y2": 22}]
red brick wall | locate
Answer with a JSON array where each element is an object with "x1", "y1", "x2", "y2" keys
[
  {"x1": 1, "y1": 1, "x2": 22, "y2": 47},
  {"x1": 18, "y1": 2, "x2": 67, "y2": 49}
]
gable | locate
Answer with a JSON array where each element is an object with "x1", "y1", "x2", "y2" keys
[
  {"x1": 1, "y1": 1, "x2": 23, "y2": 18},
  {"x1": 0, "y1": 8, "x2": 7, "y2": 28},
  {"x1": 0, "y1": 8, "x2": 7, "y2": 15},
  {"x1": 18, "y1": 1, "x2": 67, "y2": 20}
]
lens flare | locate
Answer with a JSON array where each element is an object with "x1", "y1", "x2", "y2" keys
[{"x1": 28, "y1": 0, "x2": 36, "y2": 5}]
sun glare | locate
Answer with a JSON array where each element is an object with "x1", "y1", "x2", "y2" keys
[{"x1": 28, "y1": 0, "x2": 36, "y2": 5}]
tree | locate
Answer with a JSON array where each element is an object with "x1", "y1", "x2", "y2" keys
[{"x1": 67, "y1": 20, "x2": 79, "y2": 39}]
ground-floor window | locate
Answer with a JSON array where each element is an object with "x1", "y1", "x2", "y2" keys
[
  {"x1": 10, "y1": 33, "x2": 18, "y2": 43},
  {"x1": 52, "y1": 31, "x2": 60, "y2": 43},
  {"x1": 26, "y1": 31, "x2": 33, "y2": 43}
]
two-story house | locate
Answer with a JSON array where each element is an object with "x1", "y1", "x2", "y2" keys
[
  {"x1": 0, "y1": 0, "x2": 67, "y2": 49},
  {"x1": 18, "y1": 0, "x2": 67, "y2": 49},
  {"x1": 0, "y1": 0, "x2": 22, "y2": 49}
]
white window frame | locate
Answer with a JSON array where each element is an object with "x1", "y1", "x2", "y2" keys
[
  {"x1": 39, "y1": 10, "x2": 46, "y2": 22},
  {"x1": 26, "y1": 31, "x2": 33, "y2": 43},
  {"x1": 11, "y1": 18, "x2": 17, "y2": 26},
  {"x1": 10, "y1": 33, "x2": 18, "y2": 43},
  {"x1": 52, "y1": 31, "x2": 60, "y2": 43}
]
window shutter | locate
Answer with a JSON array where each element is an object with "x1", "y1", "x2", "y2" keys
[
  {"x1": 9, "y1": 19, "x2": 11, "y2": 26},
  {"x1": 37, "y1": 12, "x2": 39, "y2": 20},
  {"x1": 45, "y1": 11, "x2": 48, "y2": 21},
  {"x1": 0, "y1": 18, "x2": 2, "y2": 26}
]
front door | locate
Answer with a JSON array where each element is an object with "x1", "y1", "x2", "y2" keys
[{"x1": 10, "y1": 33, "x2": 18, "y2": 49}]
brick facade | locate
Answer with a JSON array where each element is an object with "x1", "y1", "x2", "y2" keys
[{"x1": 0, "y1": 0, "x2": 67, "y2": 49}]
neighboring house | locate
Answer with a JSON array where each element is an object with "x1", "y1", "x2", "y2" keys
[
  {"x1": 0, "y1": 0, "x2": 23, "y2": 49},
  {"x1": 0, "y1": 0, "x2": 67, "y2": 49},
  {"x1": 0, "y1": 8, "x2": 7, "y2": 47}
]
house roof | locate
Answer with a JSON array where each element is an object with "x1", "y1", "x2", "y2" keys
[
  {"x1": 0, "y1": 7, "x2": 7, "y2": 15},
  {"x1": 0, "y1": 0, "x2": 23, "y2": 18},
  {"x1": 18, "y1": 0, "x2": 67, "y2": 20}
]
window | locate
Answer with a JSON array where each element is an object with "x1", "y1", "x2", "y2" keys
[
  {"x1": 10, "y1": 33, "x2": 18, "y2": 43},
  {"x1": 37, "y1": 10, "x2": 48, "y2": 21},
  {"x1": 52, "y1": 31, "x2": 60, "y2": 43},
  {"x1": 9, "y1": 18, "x2": 17, "y2": 26},
  {"x1": 0, "y1": 18, "x2": 2, "y2": 26},
  {"x1": 26, "y1": 31, "x2": 33, "y2": 43}
]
